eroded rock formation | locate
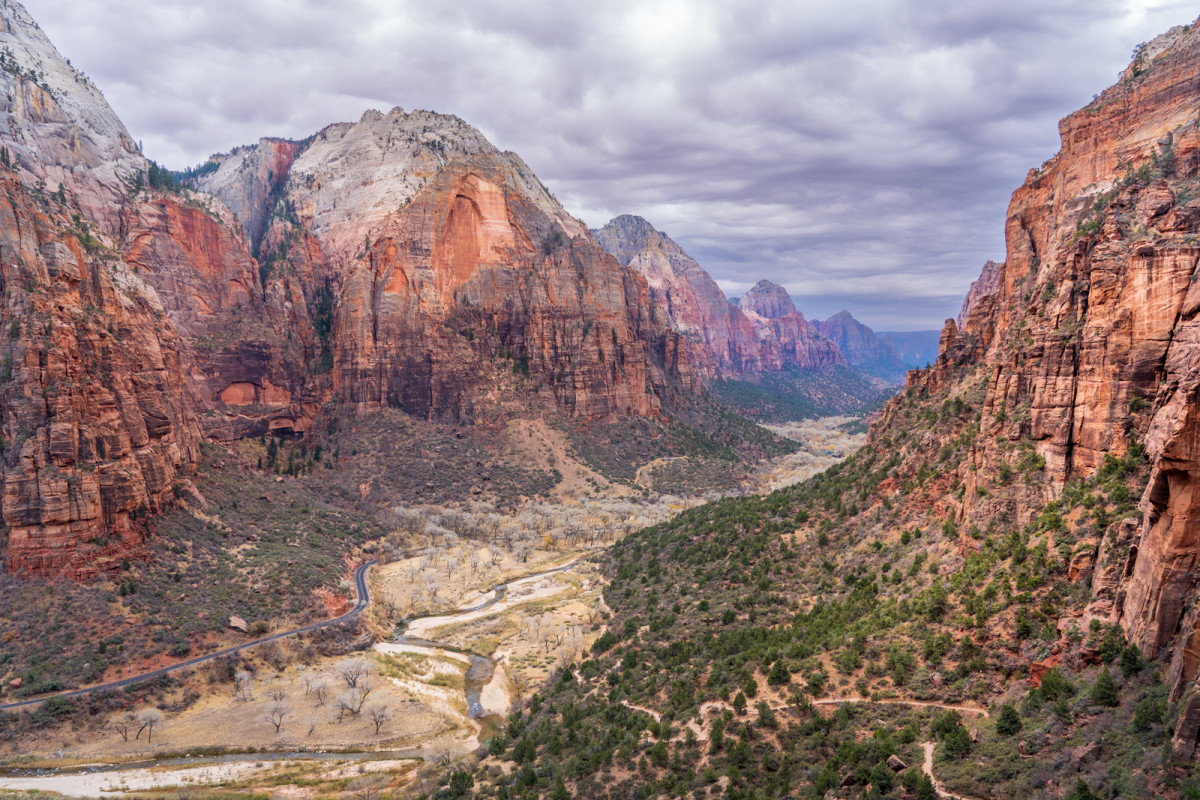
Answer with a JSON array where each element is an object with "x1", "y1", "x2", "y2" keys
[
  {"x1": 878, "y1": 16, "x2": 1200, "y2": 707},
  {"x1": 737, "y1": 280, "x2": 844, "y2": 371},
  {"x1": 0, "y1": 2, "x2": 701, "y2": 576},
  {"x1": 593, "y1": 215, "x2": 766, "y2": 377}
]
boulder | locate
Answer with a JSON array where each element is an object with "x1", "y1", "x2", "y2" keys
[{"x1": 1071, "y1": 743, "x2": 1099, "y2": 767}]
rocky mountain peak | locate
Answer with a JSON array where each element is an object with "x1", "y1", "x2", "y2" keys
[
  {"x1": 813, "y1": 310, "x2": 905, "y2": 384},
  {"x1": 957, "y1": 259, "x2": 1002, "y2": 328},
  {"x1": 0, "y1": 1, "x2": 144, "y2": 228},
  {"x1": 593, "y1": 214, "x2": 670, "y2": 266},
  {"x1": 198, "y1": 105, "x2": 589, "y2": 271},
  {"x1": 738, "y1": 280, "x2": 799, "y2": 321},
  {"x1": 282, "y1": 106, "x2": 584, "y2": 266}
]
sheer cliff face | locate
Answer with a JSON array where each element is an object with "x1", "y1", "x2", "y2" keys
[
  {"x1": 0, "y1": 3, "x2": 699, "y2": 576},
  {"x1": 884, "y1": 18, "x2": 1200, "y2": 698},
  {"x1": 330, "y1": 160, "x2": 689, "y2": 420},
  {"x1": 0, "y1": 2, "x2": 211, "y2": 576},
  {"x1": 593, "y1": 215, "x2": 765, "y2": 377},
  {"x1": 593, "y1": 217, "x2": 846, "y2": 378},
  {"x1": 957, "y1": 260, "x2": 1002, "y2": 328},
  {"x1": 737, "y1": 280, "x2": 845, "y2": 371},
  {"x1": 196, "y1": 111, "x2": 694, "y2": 423},
  {"x1": 0, "y1": 177, "x2": 204, "y2": 578}
]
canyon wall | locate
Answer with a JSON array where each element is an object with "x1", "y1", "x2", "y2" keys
[
  {"x1": 877, "y1": 17, "x2": 1200, "y2": 703},
  {"x1": 0, "y1": 2, "x2": 702, "y2": 576}
]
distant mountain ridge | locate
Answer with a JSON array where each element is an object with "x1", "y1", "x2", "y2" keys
[
  {"x1": 812, "y1": 310, "x2": 907, "y2": 384},
  {"x1": 594, "y1": 216, "x2": 926, "y2": 385},
  {"x1": 877, "y1": 329, "x2": 942, "y2": 369}
]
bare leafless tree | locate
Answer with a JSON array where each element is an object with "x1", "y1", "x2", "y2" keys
[
  {"x1": 406, "y1": 557, "x2": 426, "y2": 583},
  {"x1": 349, "y1": 774, "x2": 387, "y2": 800},
  {"x1": 111, "y1": 711, "x2": 136, "y2": 741},
  {"x1": 334, "y1": 693, "x2": 354, "y2": 722},
  {"x1": 367, "y1": 704, "x2": 392, "y2": 734},
  {"x1": 543, "y1": 627, "x2": 566, "y2": 655},
  {"x1": 313, "y1": 682, "x2": 328, "y2": 706},
  {"x1": 263, "y1": 701, "x2": 289, "y2": 733},
  {"x1": 234, "y1": 670, "x2": 253, "y2": 702},
  {"x1": 269, "y1": 686, "x2": 287, "y2": 702},
  {"x1": 136, "y1": 708, "x2": 164, "y2": 743},
  {"x1": 334, "y1": 684, "x2": 372, "y2": 721},
  {"x1": 339, "y1": 659, "x2": 369, "y2": 688},
  {"x1": 424, "y1": 574, "x2": 441, "y2": 604}
]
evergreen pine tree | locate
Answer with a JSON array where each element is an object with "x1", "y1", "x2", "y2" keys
[
  {"x1": 1091, "y1": 667, "x2": 1120, "y2": 707},
  {"x1": 995, "y1": 703, "x2": 1022, "y2": 736}
]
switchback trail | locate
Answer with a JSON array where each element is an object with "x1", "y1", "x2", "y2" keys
[
  {"x1": 922, "y1": 741, "x2": 982, "y2": 800},
  {"x1": 806, "y1": 697, "x2": 989, "y2": 800},
  {"x1": 625, "y1": 694, "x2": 989, "y2": 799},
  {"x1": 0, "y1": 561, "x2": 377, "y2": 713}
]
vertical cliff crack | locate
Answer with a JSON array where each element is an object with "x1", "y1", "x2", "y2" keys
[{"x1": 1157, "y1": 252, "x2": 1200, "y2": 385}]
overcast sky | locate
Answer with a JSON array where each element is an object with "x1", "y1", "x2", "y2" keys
[{"x1": 22, "y1": 0, "x2": 1197, "y2": 330}]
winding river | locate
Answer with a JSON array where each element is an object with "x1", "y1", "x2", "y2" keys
[{"x1": 0, "y1": 558, "x2": 584, "y2": 798}]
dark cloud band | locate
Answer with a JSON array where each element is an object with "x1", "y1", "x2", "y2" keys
[{"x1": 23, "y1": 0, "x2": 1195, "y2": 329}]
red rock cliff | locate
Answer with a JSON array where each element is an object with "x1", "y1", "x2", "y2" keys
[
  {"x1": 0, "y1": 174, "x2": 203, "y2": 577},
  {"x1": 737, "y1": 280, "x2": 845, "y2": 371},
  {"x1": 593, "y1": 215, "x2": 766, "y2": 377},
  {"x1": 876, "y1": 17, "x2": 1200, "y2": 702}
]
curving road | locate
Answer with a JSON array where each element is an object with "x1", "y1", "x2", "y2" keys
[{"x1": 0, "y1": 561, "x2": 376, "y2": 713}]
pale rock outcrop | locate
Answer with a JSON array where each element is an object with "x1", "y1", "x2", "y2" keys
[{"x1": 0, "y1": 0, "x2": 146, "y2": 233}]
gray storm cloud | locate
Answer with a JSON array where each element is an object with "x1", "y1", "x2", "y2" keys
[{"x1": 22, "y1": 0, "x2": 1196, "y2": 329}]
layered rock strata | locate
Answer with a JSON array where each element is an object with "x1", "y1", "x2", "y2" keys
[
  {"x1": 0, "y1": 2, "x2": 703, "y2": 576},
  {"x1": 876, "y1": 17, "x2": 1200, "y2": 707},
  {"x1": 737, "y1": 280, "x2": 844, "y2": 371},
  {"x1": 593, "y1": 215, "x2": 766, "y2": 376}
]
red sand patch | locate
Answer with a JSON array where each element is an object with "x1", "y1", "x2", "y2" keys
[{"x1": 314, "y1": 586, "x2": 351, "y2": 618}]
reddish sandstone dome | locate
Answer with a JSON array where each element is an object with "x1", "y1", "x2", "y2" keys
[{"x1": 0, "y1": 3, "x2": 700, "y2": 577}]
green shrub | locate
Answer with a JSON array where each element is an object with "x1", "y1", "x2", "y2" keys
[{"x1": 1039, "y1": 668, "x2": 1073, "y2": 701}]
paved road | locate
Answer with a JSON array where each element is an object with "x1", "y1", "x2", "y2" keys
[{"x1": 0, "y1": 561, "x2": 377, "y2": 713}]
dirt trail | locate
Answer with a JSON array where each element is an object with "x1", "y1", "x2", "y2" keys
[
  {"x1": 624, "y1": 694, "x2": 989, "y2": 798},
  {"x1": 633, "y1": 457, "x2": 685, "y2": 487},
  {"x1": 620, "y1": 700, "x2": 663, "y2": 722},
  {"x1": 922, "y1": 741, "x2": 982, "y2": 800}
]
